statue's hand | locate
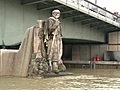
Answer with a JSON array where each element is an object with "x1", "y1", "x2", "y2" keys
[
  {"x1": 55, "y1": 19, "x2": 60, "y2": 26},
  {"x1": 44, "y1": 39, "x2": 47, "y2": 43},
  {"x1": 44, "y1": 35, "x2": 49, "y2": 42},
  {"x1": 44, "y1": 39, "x2": 48, "y2": 47}
]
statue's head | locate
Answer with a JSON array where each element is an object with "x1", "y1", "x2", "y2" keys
[{"x1": 52, "y1": 9, "x2": 60, "y2": 19}]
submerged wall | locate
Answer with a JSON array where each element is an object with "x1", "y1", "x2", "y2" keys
[{"x1": 0, "y1": 26, "x2": 34, "y2": 77}]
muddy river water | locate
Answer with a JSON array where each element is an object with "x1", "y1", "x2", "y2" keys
[{"x1": 0, "y1": 69, "x2": 120, "y2": 90}]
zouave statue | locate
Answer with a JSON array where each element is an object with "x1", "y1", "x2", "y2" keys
[
  {"x1": 44, "y1": 9, "x2": 66, "y2": 74},
  {"x1": 28, "y1": 9, "x2": 66, "y2": 76}
]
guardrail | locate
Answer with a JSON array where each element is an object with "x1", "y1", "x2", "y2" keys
[{"x1": 66, "y1": 0, "x2": 120, "y2": 22}]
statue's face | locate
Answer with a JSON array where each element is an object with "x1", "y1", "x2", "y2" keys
[{"x1": 52, "y1": 12, "x2": 60, "y2": 19}]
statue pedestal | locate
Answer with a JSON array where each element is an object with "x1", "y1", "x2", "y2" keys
[
  {"x1": 0, "y1": 20, "x2": 67, "y2": 77},
  {"x1": 0, "y1": 20, "x2": 44, "y2": 77}
]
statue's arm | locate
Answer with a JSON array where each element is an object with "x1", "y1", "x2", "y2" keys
[
  {"x1": 60, "y1": 26, "x2": 62, "y2": 36},
  {"x1": 48, "y1": 19, "x2": 58, "y2": 32}
]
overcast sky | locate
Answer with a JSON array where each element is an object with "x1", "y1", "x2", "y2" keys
[{"x1": 89, "y1": 0, "x2": 120, "y2": 13}]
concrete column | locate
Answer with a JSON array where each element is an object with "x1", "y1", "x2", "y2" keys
[
  {"x1": 80, "y1": 45, "x2": 90, "y2": 61},
  {"x1": 72, "y1": 45, "x2": 80, "y2": 61},
  {"x1": 91, "y1": 45, "x2": 100, "y2": 60}
]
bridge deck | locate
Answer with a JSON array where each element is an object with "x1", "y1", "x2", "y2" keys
[{"x1": 54, "y1": 0, "x2": 120, "y2": 28}]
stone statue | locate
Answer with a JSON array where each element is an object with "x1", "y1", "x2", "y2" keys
[
  {"x1": 28, "y1": 10, "x2": 66, "y2": 77},
  {"x1": 44, "y1": 10, "x2": 66, "y2": 74}
]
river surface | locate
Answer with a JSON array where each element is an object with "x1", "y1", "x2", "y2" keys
[{"x1": 1, "y1": 69, "x2": 120, "y2": 90}]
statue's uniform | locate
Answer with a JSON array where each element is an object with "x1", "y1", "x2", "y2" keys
[{"x1": 44, "y1": 17, "x2": 63, "y2": 63}]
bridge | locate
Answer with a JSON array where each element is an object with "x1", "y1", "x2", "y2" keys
[
  {"x1": 20, "y1": 0, "x2": 120, "y2": 44},
  {"x1": 21, "y1": 0, "x2": 120, "y2": 32}
]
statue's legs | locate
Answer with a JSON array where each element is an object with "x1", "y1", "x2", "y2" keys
[
  {"x1": 58, "y1": 59, "x2": 66, "y2": 72},
  {"x1": 52, "y1": 61, "x2": 59, "y2": 74},
  {"x1": 47, "y1": 39, "x2": 52, "y2": 56},
  {"x1": 47, "y1": 37, "x2": 66, "y2": 74}
]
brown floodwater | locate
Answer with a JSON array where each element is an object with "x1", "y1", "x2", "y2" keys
[{"x1": 0, "y1": 69, "x2": 120, "y2": 90}]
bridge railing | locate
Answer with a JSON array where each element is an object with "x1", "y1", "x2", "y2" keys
[{"x1": 66, "y1": 0, "x2": 120, "y2": 22}]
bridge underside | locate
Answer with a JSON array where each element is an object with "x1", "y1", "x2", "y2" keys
[{"x1": 63, "y1": 38, "x2": 105, "y2": 44}]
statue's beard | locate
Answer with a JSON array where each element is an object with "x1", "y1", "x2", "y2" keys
[
  {"x1": 53, "y1": 14, "x2": 60, "y2": 19},
  {"x1": 55, "y1": 16, "x2": 60, "y2": 19}
]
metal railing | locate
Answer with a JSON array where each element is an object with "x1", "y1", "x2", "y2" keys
[{"x1": 66, "y1": 0, "x2": 120, "y2": 22}]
